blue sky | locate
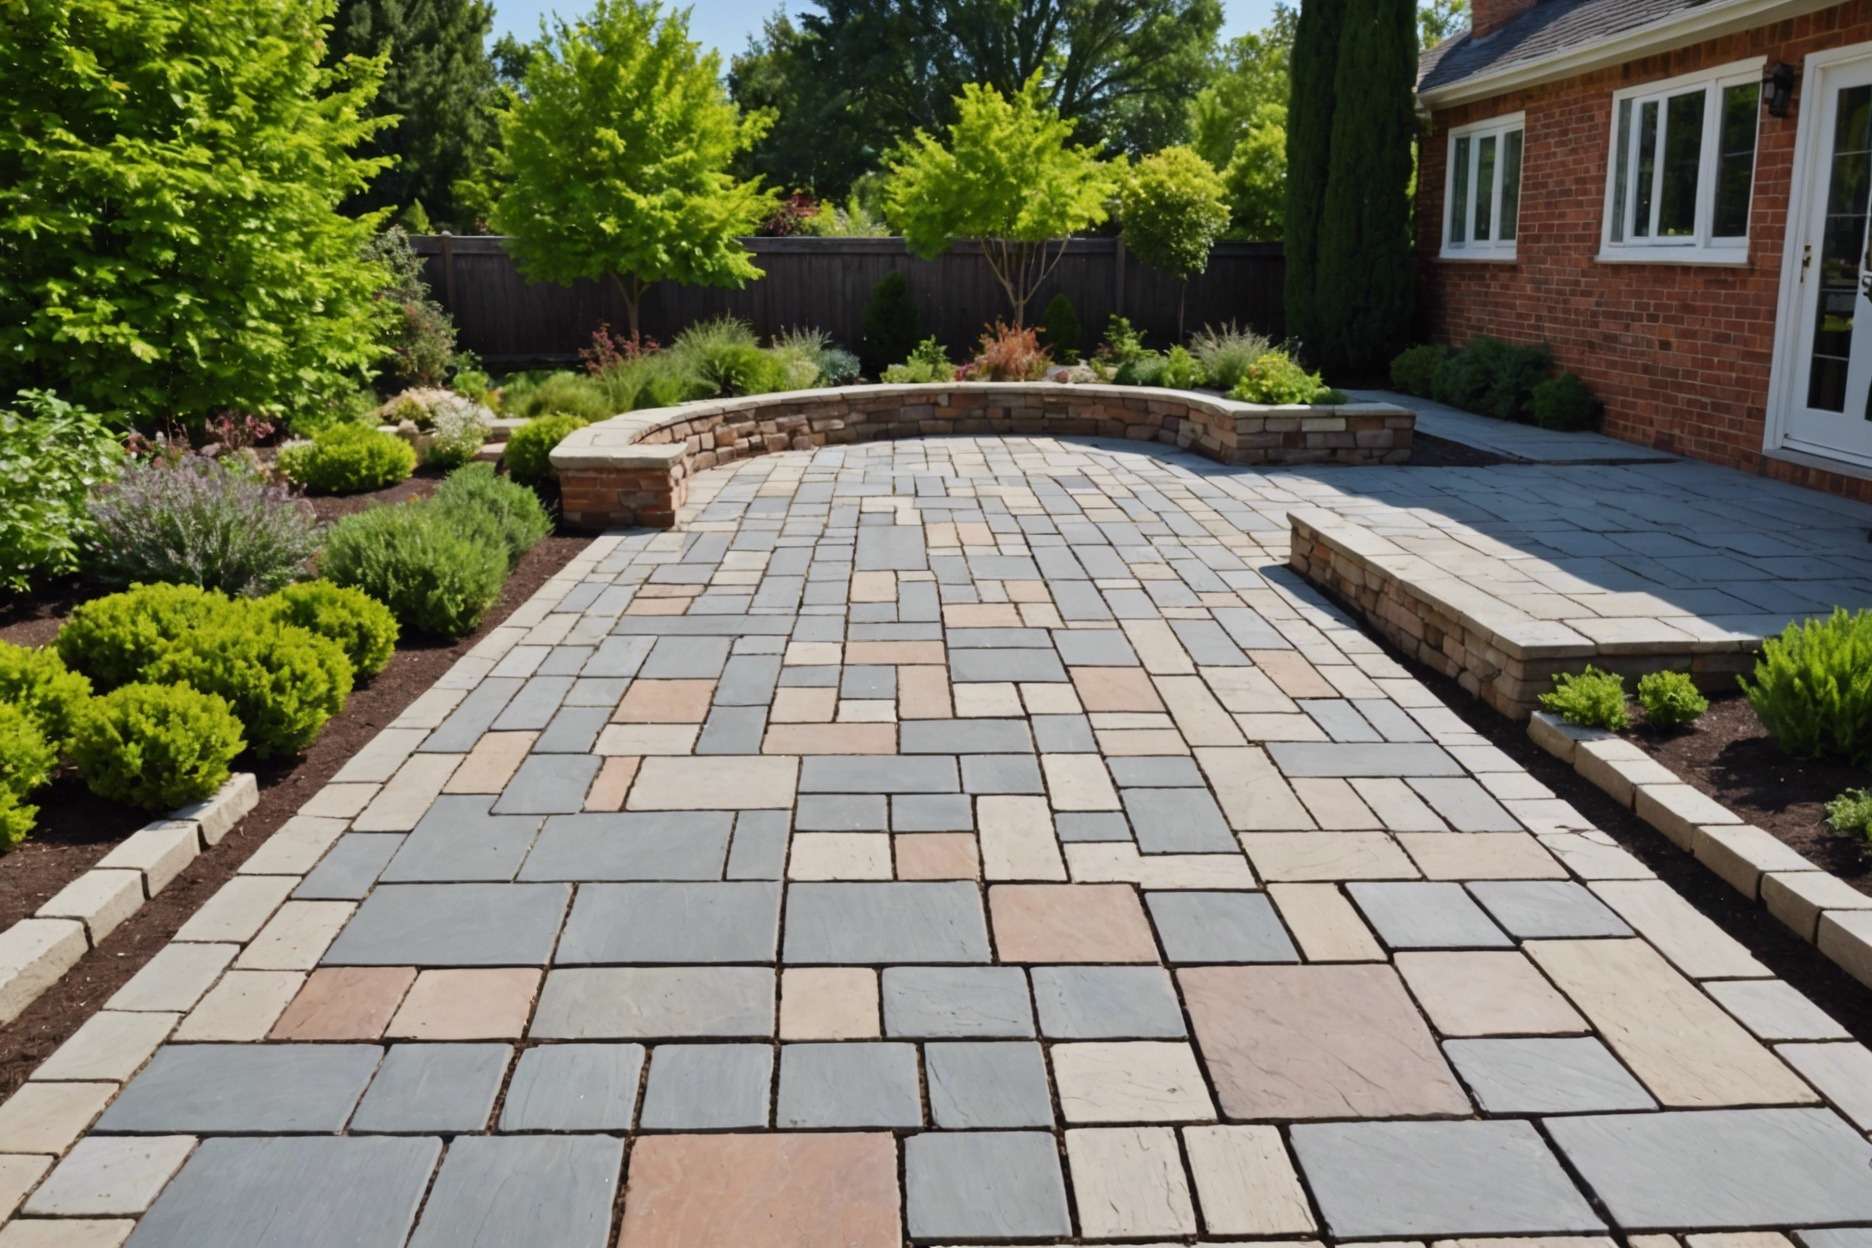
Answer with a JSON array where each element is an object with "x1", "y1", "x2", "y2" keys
[{"x1": 489, "y1": 1, "x2": 1284, "y2": 57}]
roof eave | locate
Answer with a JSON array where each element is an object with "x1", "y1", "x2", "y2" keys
[{"x1": 1417, "y1": 0, "x2": 1828, "y2": 108}]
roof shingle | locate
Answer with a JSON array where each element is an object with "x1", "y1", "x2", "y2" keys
[{"x1": 1418, "y1": 0, "x2": 1712, "y2": 94}]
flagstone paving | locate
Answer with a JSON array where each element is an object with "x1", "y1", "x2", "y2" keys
[{"x1": 5, "y1": 434, "x2": 1872, "y2": 1247}]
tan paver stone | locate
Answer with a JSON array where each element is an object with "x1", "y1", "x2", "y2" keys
[
  {"x1": 0, "y1": 1219, "x2": 133, "y2": 1247},
  {"x1": 771, "y1": 686, "x2": 838, "y2": 723},
  {"x1": 954, "y1": 682, "x2": 1021, "y2": 717},
  {"x1": 1818, "y1": 909, "x2": 1872, "y2": 988},
  {"x1": 1206, "y1": 666, "x2": 1298, "y2": 714},
  {"x1": 1398, "y1": 832, "x2": 1567, "y2": 881},
  {"x1": 1685, "y1": 1236, "x2": 1796, "y2": 1248},
  {"x1": 990, "y1": 884, "x2": 1158, "y2": 962},
  {"x1": 762, "y1": 723, "x2": 896, "y2": 754},
  {"x1": 1268, "y1": 883, "x2": 1384, "y2": 961},
  {"x1": 1526, "y1": 938, "x2": 1816, "y2": 1107},
  {"x1": 1589, "y1": 880, "x2": 1768, "y2": 979},
  {"x1": 780, "y1": 968, "x2": 880, "y2": 1040},
  {"x1": 630, "y1": 756, "x2": 798, "y2": 809},
  {"x1": 626, "y1": 596, "x2": 689, "y2": 616},
  {"x1": 978, "y1": 796, "x2": 1066, "y2": 881},
  {"x1": 23, "y1": 1134, "x2": 195, "y2": 1217},
  {"x1": 944, "y1": 603, "x2": 1023, "y2": 627},
  {"x1": 1020, "y1": 683, "x2": 1082, "y2": 715},
  {"x1": 353, "y1": 752, "x2": 460, "y2": 832},
  {"x1": 837, "y1": 700, "x2": 896, "y2": 723},
  {"x1": 1397, "y1": 950, "x2": 1586, "y2": 1036},
  {"x1": 232, "y1": 900, "x2": 354, "y2": 971},
  {"x1": 897, "y1": 666, "x2": 954, "y2": 719},
  {"x1": 1198, "y1": 748, "x2": 1313, "y2": 831},
  {"x1": 1634, "y1": 783, "x2": 1741, "y2": 850},
  {"x1": 1072, "y1": 667, "x2": 1164, "y2": 712},
  {"x1": 1241, "y1": 832, "x2": 1417, "y2": 881},
  {"x1": 106, "y1": 943, "x2": 236, "y2": 1014},
  {"x1": 173, "y1": 971, "x2": 303, "y2": 1041},
  {"x1": 1183, "y1": 1123, "x2": 1317, "y2": 1235},
  {"x1": 1764, "y1": 870, "x2": 1872, "y2": 941},
  {"x1": 1249, "y1": 650, "x2": 1337, "y2": 697},
  {"x1": 895, "y1": 834, "x2": 981, "y2": 880},
  {"x1": 0, "y1": 1082, "x2": 116, "y2": 1154},
  {"x1": 1234, "y1": 712, "x2": 1329, "y2": 740},
  {"x1": 442, "y1": 731, "x2": 537, "y2": 792},
  {"x1": 1064, "y1": 843, "x2": 1257, "y2": 889},
  {"x1": 237, "y1": 815, "x2": 345, "y2": 877},
  {"x1": 1067, "y1": 1126, "x2": 1196, "y2": 1239},
  {"x1": 1040, "y1": 754, "x2": 1119, "y2": 811},
  {"x1": 1154, "y1": 675, "x2": 1244, "y2": 746},
  {"x1": 1180, "y1": 964, "x2": 1469, "y2": 1118},
  {"x1": 299, "y1": 782, "x2": 378, "y2": 818},
  {"x1": 1350, "y1": 777, "x2": 1449, "y2": 831},
  {"x1": 789, "y1": 833, "x2": 892, "y2": 880},
  {"x1": 613, "y1": 679, "x2": 716, "y2": 723},
  {"x1": 619, "y1": 1132, "x2": 899, "y2": 1248},
  {"x1": 1122, "y1": 620, "x2": 1196, "y2": 674},
  {"x1": 585, "y1": 755, "x2": 640, "y2": 811},
  {"x1": 32, "y1": 1011, "x2": 176, "y2": 1083},
  {"x1": 1291, "y1": 779, "x2": 1379, "y2": 830},
  {"x1": 387, "y1": 968, "x2": 540, "y2": 1039},
  {"x1": 1052, "y1": 1042, "x2": 1216, "y2": 1123},
  {"x1": 784, "y1": 641, "x2": 842, "y2": 666},
  {"x1": 846, "y1": 640, "x2": 944, "y2": 664},
  {"x1": 172, "y1": 875, "x2": 295, "y2": 944},
  {"x1": 849, "y1": 571, "x2": 896, "y2": 602},
  {"x1": 1095, "y1": 728, "x2": 1191, "y2": 755},
  {"x1": 331, "y1": 726, "x2": 426, "y2": 785},
  {"x1": 0, "y1": 1155, "x2": 50, "y2": 1221},
  {"x1": 269, "y1": 966, "x2": 417, "y2": 1040},
  {"x1": 0, "y1": 920, "x2": 87, "y2": 1027},
  {"x1": 1538, "y1": 829, "x2": 1655, "y2": 880},
  {"x1": 596, "y1": 723, "x2": 700, "y2": 755}
]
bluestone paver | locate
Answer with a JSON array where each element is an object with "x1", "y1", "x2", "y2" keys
[
  {"x1": 777, "y1": 1042, "x2": 921, "y2": 1127},
  {"x1": 98, "y1": 1044, "x2": 382, "y2": 1134},
  {"x1": 498, "y1": 1044, "x2": 644, "y2": 1131},
  {"x1": 640, "y1": 1044, "x2": 772, "y2": 1129},
  {"x1": 925, "y1": 1042, "x2": 1054, "y2": 1127},
  {"x1": 407, "y1": 1135, "x2": 623, "y2": 1248},
  {"x1": 349, "y1": 1043, "x2": 509, "y2": 1133}
]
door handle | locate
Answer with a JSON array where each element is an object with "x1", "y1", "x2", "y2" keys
[{"x1": 1802, "y1": 242, "x2": 1812, "y2": 283}]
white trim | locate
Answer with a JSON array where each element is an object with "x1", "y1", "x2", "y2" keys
[
  {"x1": 1418, "y1": 0, "x2": 1831, "y2": 108},
  {"x1": 1596, "y1": 57, "x2": 1764, "y2": 264},
  {"x1": 1439, "y1": 111, "x2": 1525, "y2": 261}
]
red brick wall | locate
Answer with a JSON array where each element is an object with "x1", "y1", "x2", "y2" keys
[{"x1": 1417, "y1": 0, "x2": 1872, "y2": 500}]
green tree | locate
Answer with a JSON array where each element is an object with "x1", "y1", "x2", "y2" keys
[
  {"x1": 886, "y1": 76, "x2": 1116, "y2": 327},
  {"x1": 1312, "y1": 0, "x2": 1417, "y2": 375},
  {"x1": 1220, "y1": 108, "x2": 1287, "y2": 240},
  {"x1": 1188, "y1": 5, "x2": 1295, "y2": 171},
  {"x1": 326, "y1": 0, "x2": 499, "y2": 230},
  {"x1": 489, "y1": 0, "x2": 777, "y2": 342},
  {"x1": 1282, "y1": 0, "x2": 1343, "y2": 359},
  {"x1": 1419, "y1": 0, "x2": 1469, "y2": 46},
  {"x1": 0, "y1": 0, "x2": 392, "y2": 427},
  {"x1": 1119, "y1": 147, "x2": 1230, "y2": 338}
]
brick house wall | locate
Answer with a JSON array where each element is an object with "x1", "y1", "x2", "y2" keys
[{"x1": 1417, "y1": 0, "x2": 1872, "y2": 500}]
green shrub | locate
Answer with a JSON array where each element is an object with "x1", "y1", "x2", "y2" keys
[
  {"x1": 1190, "y1": 322, "x2": 1271, "y2": 391},
  {"x1": 1158, "y1": 346, "x2": 1207, "y2": 390},
  {"x1": 57, "y1": 584, "x2": 241, "y2": 689},
  {"x1": 0, "y1": 643, "x2": 93, "y2": 751},
  {"x1": 1432, "y1": 337, "x2": 1553, "y2": 421},
  {"x1": 0, "y1": 790, "x2": 33, "y2": 850},
  {"x1": 505, "y1": 414, "x2": 591, "y2": 485},
  {"x1": 860, "y1": 272, "x2": 924, "y2": 376},
  {"x1": 670, "y1": 319, "x2": 788, "y2": 397},
  {"x1": 0, "y1": 391, "x2": 125, "y2": 592},
  {"x1": 146, "y1": 622, "x2": 353, "y2": 757},
  {"x1": 432, "y1": 464, "x2": 552, "y2": 569},
  {"x1": 1740, "y1": 608, "x2": 1872, "y2": 761},
  {"x1": 258, "y1": 581, "x2": 398, "y2": 679},
  {"x1": 1097, "y1": 315, "x2": 1150, "y2": 370},
  {"x1": 507, "y1": 370, "x2": 616, "y2": 423},
  {"x1": 817, "y1": 347, "x2": 861, "y2": 386},
  {"x1": 881, "y1": 337, "x2": 955, "y2": 384},
  {"x1": 591, "y1": 353, "x2": 710, "y2": 414},
  {"x1": 320, "y1": 502, "x2": 508, "y2": 638},
  {"x1": 364, "y1": 227, "x2": 457, "y2": 390},
  {"x1": 1825, "y1": 788, "x2": 1872, "y2": 844},
  {"x1": 1532, "y1": 372, "x2": 1598, "y2": 431},
  {"x1": 71, "y1": 682, "x2": 246, "y2": 811},
  {"x1": 422, "y1": 395, "x2": 490, "y2": 470},
  {"x1": 1636, "y1": 670, "x2": 1708, "y2": 729},
  {"x1": 1389, "y1": 344, "x2": 1448, "y2": 397},
  {"x1": 1539, "y1": 666, "x2": 1631, "y2": 730},
  {"x1": 279, "y1": 425, "x2": 417, "y2": 494},
  {"x1": 1114, "y1": 350, "x2": 1167, "y2": 387},
  {"x1": 0, "y1": 702, "x2": 57, "y2": 802},
  {"x1": 1229, "y1": 352, "x2": 1335, "y2": 405},
  {"x1": 1040, "y1": 294, "x2": 1083, "y2": 362}
]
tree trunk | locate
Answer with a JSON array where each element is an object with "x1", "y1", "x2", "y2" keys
[
  {"x1": 609, "y1": 272, "x2": 649, "y2": 345},
  {"x1": 1177, "y1": 281, "x2": 1188, "y2": 343}
]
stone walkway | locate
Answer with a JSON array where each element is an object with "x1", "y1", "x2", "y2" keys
[
  {"x1": 1346, "y1": 388, "x2": 1677, "y2": 463},
  {"x1": 6, "y1": 436, "x2": 1872, "y2": 1248}
]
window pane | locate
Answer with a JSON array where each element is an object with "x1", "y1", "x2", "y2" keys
[
  {"x1": 1713, "y1": 83, "x2": 1759, "y2": 237},
  {"x1": 1634, "y1": 99, "x2": 1659, "y2": 238},
  {"x1": 1475, "y1": 135, "x2": 1496, "y2": 241},
  {"x1": 1500, "y1": 129, "x2": 1523, "y2": 242},
  {"x1": 1809, "y1": 84, "x2": 1872, "y2": 412},
  {"x1": 1612, "y1": 99, "x2": 1633, "y2": 243},
  {"x1": 1658, "y1": 89, "x2": 1705, "y2": 237},
  {"x1": 1450, "y1": 136, "x2": 1470, "y2": 245}
]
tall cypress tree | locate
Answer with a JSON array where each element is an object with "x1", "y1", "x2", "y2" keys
[
  {"x1": 1312, "y1": 0, "x2": 1418, "y2": 375},
  {"x1": 1282, "y1": 0, "x2": 1343, "y2": 358}
]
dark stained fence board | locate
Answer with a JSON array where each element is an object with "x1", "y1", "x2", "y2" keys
[{"x1": 412, "y1": 236, "x2": 1284, "y2": 366}]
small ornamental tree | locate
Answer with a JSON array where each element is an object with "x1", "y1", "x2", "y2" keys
[
  {"x1": 886, "y1": 76, "x2": 1116, "y2": 327},
  {"x1": 490, "y1": 0, "x2": 777, "y2": 342},
  {"x1": 1119, "y1": 146, "x2": 1231, "y2": 340}
]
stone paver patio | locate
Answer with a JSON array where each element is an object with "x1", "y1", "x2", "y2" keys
[{"x1": 6, "y1": 435, "x2": 1872, "y2": 1247}]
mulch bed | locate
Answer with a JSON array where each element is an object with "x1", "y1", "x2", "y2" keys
[
  {"x1": 1631, "y1": 694, "x2": 1871, "y2": 897},
  {"x1": 0, "y1": 527, "x2": 589, "y2": 1099},
  {"x1": 1402, "y1": 432, "x2": 1513, "y2": 468}
]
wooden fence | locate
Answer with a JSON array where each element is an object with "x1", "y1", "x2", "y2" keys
[{"x1": 411, "y1": 235, "x2": 1284, "y2": 366}]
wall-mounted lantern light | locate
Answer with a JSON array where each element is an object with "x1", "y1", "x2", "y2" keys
[{"x1": 1764, "y1": 62, "x2": 1797, "y2": 117}]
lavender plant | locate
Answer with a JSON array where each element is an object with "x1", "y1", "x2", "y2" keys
[{"x1": 86, "y1": 454, "x2": 321, "y2": 596}]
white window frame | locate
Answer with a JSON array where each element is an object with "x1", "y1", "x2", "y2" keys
[
  {"x1": 1440, "y1": 112, "x2": 1525, "y2": 261},
  {"x1": 1598, "y1": 57, "x2": 1765, "y2": 264}
]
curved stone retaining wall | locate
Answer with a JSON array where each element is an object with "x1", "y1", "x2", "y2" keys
[{"x1": 550, "y1": 382, "x2": 1414, "y2": 530}]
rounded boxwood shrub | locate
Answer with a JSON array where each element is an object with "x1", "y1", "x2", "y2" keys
[
  {"x1": 145, "y1": 622, "x2": 354, "y2": 758},
  {"x1": 71, "y1": 682, "x2": 246, "y2": 811},
  {"x1": 258, "y1": 580, "x2": 398, "y2": 679},
  {"x1": 1230, "y1": 352, "x2": 1335, "y2": 405},
  {"x1": 1389, "y1": 344, "x2": 1448, "y2": 397},
  {"x1": 320, "y1": 502, "x2": 507, "y2": 639},
  {"x1": 278, "y1": 425, "x2": 417, "y2": 494},
  {"x1": 0, "y1": 701, "x2": 57, "y2": 801},
  {"x1": 1531, "y1": 372, "x2": 1598, "y2": 431},
  {"x1": 432, "y1": 464, "x2": 552, "y2": 569},
  {"x1": 1740, "y1": 607, "x2": 1872, "y2": 761},
  {"x1": 0, "y1": 641, "x2": 93, "y2": 751},
  {"x1": 1539, "y1": 666, "x2": 1630, "y2": 731},
  {"x1": 57, "y1": 583, "x2": 241, "y2": 689},
  {"x1": 505, "y1": 414, "x2": 590, "y2": 485},
  {"x1": 0, "y1": 788, "x2": 33, "y2": 850}
]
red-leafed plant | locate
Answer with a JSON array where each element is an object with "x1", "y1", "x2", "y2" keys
[
  {"x1": 971, "y1": 322, "x2": 1052, "y2": 381},
  {"x1": 580, "y1": 322, "x2": 660, "y2": 375}
]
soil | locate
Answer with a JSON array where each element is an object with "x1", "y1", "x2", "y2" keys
[
  {"x1": 1633, "y1": 694, "x2": 1872, "y2": 896},
  {"x1": 0, "y1": 531, "x2": 588, "y2": 1099},
  {"x1": 1403, "y1": 432, "x2": 1513, "y2": 468}
]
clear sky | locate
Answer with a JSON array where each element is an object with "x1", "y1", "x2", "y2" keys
[{"x1": 489, "y1": 0, "x2": 1285, "y2": 58}]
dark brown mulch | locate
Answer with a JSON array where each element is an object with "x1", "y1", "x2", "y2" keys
[
  {"x1": 1633, "y1": 694, "x2": 1871, "y2": 897},
  {"x1": 1402, "y1": 432, "x2": 1512, "y2": 468},
  {"x1": 302, "y1": 467, "x2": 441, "y2": 522},
  {"x1": 0, "y1": 532, "x2": 589, "y2": 1099}
]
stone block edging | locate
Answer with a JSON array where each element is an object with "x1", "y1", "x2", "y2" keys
[
  {"x1": 1528, "y1": 710, "x2": 1872, "y2": 991},
  {"x1": 551, "y1": 382, "x2": 1415, "y2": 530},
  {"x1": 1288, "y1": 511, "x2": 1755, "y2": 720},
  {"x1": 0, "y1": 775, "x2": 259, "y2": 1026}
]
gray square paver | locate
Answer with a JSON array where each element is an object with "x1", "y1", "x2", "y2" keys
[
  {"x1": 640, "y1": 1044, "x2": 773, "y2": 1129},
  {"x1": 1348, "y1": 882, "x2": 1512, "y2": 949},
  {"x1": 799, "y1": 757, "x2": 959, "y2": 794},
  {"x1": 1031, "y1": 965, "x2": 1186, "y2": 1038},
  {"x1": 776, "y1": 1042, "x2": 921, "y2": 1127},
  {"x1": 926, "y1": 1042, "x2": 1053, "y2": 1127},
  {"x1": 962, "y1": 755, "x2": 1046, "y2": 795},
  {"x1": 529, "y1": 968, "x2": 775, "y2": 1039},
  {"x1": 882, "y1": 967, "x2": 1035, "y2": 1037},
  {"x1": 407, "y1": 1135, "x2": 623, "y2": 1248},
  {"x1": 1146, "y1": 891, "x2": 1298, "y2": 963},
  {"x1": 1444, "y1": 1037, "x2": 1655, "y2": 1114},
  {"x1": 491, "y1": 755, "x2": 602, "y2": 815},
  {"x1": 905, "y1": 1130, "x2": 1071, "y2": 1240},
  {"x1": 323, "y1": 884, "x2": 570, "y2": 966},
  {"x1": 783, "y1": 883, "x2": 990, "y2": 964},
  {"x1": 795, "y1": 795, "x2": 888, "y2": 832},
  {"x1": 1468, "y1": 881, "x2": 1632, "y2": 938},
  {"x1": 517, "y1": 812, "x2": 732, "y2": 881},
  {"x1": 348, "y1": 1044, "x2": 509, "y2": 1134},
  {"x1": 556, "y1": 883, "x2": 780, "y2": 964},
  {"x1": 293, "y1": 834, "x2": 401, "y2": 900},
  {"x1": 892, "y1": 795, "x2": 973, "y2": 831},
  {"x1": 900, "y1": 720, "x2": 1033, "y2": 754},
  {"x1": 98, "y1": 1044, "x2": 382, "y2": 1134},
  {"x1": 725, "y1": 811, "x2": 790, "y2": 879},
  {"x1": 379, "y1": 797, "x2": 542, "y2": 883},
  {"x1": 1055, "y1": 812, "x2": 1131, "y2": 842},
  {"x1": 499, "y1": 1044, "x2": 644, "y2": 1131},
  {"x1": 1124, "y1": 789, "x2": 1236, "y2": 853}
]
